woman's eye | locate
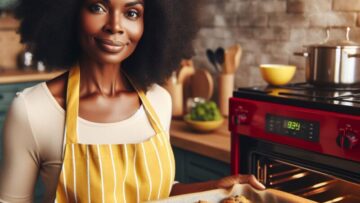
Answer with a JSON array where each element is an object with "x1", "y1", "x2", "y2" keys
[
  {"x1": 126, "y1": 10, "x2": 140, "y2": 19},
  {"x1": 89, "y1": 4, "x2": 106, "y2": 13}
]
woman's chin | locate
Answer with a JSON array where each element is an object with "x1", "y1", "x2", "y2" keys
[{"x1": 83, "y1": 52, "x2": 128, "y2": 65}]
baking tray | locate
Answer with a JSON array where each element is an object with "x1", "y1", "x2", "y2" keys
[{"x1": 146, "y1": 184, "x2": 317, "y2": 203}]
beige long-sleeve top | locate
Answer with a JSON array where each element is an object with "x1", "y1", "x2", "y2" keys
[{"x1": 0, "y1": 82, "x2": 172, "y2": 203}]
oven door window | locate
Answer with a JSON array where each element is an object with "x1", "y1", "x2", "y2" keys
[
  {"x1": 253, "y1": 155, "x2": 360, "y2": 203},
  {"x1": 239, "y1": 136, "x2": 360, "y2": 203}
]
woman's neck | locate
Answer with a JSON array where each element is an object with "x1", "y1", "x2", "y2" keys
[{"x1": 78, "y1": 58, "x2": 132, "y2": 97}]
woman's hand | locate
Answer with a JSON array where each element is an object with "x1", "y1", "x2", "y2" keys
[{"x1": 215, "y1": 174, "x2": 266, "y2": 190}]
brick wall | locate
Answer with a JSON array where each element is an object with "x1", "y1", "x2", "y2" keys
[{"x1": 193, "y1": 0, "x2": 360, "y2": 87}]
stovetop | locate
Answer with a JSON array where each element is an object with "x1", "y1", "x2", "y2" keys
[{"x1": 233, "y1": 83, "x2": 360, "y2": 115}]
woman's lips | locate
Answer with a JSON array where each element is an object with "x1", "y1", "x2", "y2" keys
[{"x1": 94, "y1": 38, "x2": 126, "y2": 53}]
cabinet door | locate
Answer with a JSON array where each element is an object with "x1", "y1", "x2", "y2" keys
[
  {"x1": 14, "y1": 82, "x2": 40, "y2": 92},
  {"x1": 185, "y1": 150, "x2": 230, "y2": 183},
  {"x1": 173, "y1": 147, "x2": 186, "y2": 183},
  {"x1": 0, "y1": 91, "x2": 17, "y2": 106},
  {"x1": 34, "y1": 177, "x2": 45, "y2": 203},
  {"x1": 0, "y1": 103, "x2": 8, "y2": 161},
  {"x1": 0, "y1": 83, "x2": 20, "y2": 93},
  {"x1": 172, "y1": 147, "x2": 230, "y2": 184},
  {"x1": 0, "y1": 113, "x2": 4, "y2": 160}
]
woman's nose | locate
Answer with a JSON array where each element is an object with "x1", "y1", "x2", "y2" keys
[{"x1": 104, "y1": 11, "x2": 124, "y2": 34}]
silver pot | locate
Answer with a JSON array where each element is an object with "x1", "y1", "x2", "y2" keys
[{"x1": 295, "y1": 28, "x2": 360, "y2": 86}]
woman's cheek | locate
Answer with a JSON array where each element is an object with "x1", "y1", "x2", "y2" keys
[
  {"x1": 127, "y1": 21, "x2": 144, "y2": 42},
  {"x1": 80, "y1": 12, "x2": 104, "y2": 35}
]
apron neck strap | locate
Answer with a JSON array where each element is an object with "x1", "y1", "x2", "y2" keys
[
  {"x1": 65, "y1": 65, "x2": 80, "y2": 144},
  {"x1": 122, "y1": 71, "x2": 166, "y2": 136},
  {"x1": 65, "y1": 66, "x2": 166, "y2": 144}
]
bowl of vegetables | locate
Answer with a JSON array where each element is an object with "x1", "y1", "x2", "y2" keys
[{"x1": 184, "y1": 99, "x2": 224, "y2": 132}]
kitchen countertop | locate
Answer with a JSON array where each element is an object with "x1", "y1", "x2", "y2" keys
[
  {"x1": 0, "y1": 69, "x2": 65, "y2": 84},
  {"x1": 170, "y1": 119, "x2": 231, "y2": 163}
]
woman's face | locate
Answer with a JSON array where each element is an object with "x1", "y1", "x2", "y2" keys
[{"x1": 79, "y1": 0, "x2": 144, "y2": 65}]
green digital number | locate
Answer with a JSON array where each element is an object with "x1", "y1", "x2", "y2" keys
[{"x1": 287, "y1": 121, "x2": 301, "y2": 131}]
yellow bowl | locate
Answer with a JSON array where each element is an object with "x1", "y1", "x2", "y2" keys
[
  {"x1": 184, "y1": 115, "x2": 224, "y2": 132},
  {"x1": 260, "y1": 64, "x2": 296, "y2": 86}
]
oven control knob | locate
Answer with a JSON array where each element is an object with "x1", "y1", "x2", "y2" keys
[
  {"x1": 232, "y1": 106, "x2": 249, "y2": 125},
  {"x1": 336, "y1": 130, "x2": 359, "y2": 150},
  {"x1": 237, "y1": 111, "x2": 249, "y2": 124}
]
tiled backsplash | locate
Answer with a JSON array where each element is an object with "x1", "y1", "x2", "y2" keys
[{"x1": 192, "y1": 0, "x2": 360, "y2": 87}]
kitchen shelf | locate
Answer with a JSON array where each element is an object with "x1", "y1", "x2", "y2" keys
[{"x1": 0, "y1": 69, "x2": 64, "y2": 84}]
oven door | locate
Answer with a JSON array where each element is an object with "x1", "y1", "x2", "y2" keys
[{"x1": 239, "y1": 136, "x2": 360, "y2": 203}]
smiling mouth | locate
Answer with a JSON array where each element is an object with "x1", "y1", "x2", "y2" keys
[{"x1": 94, "y1": 37, "x2": 126, "y2": 53}]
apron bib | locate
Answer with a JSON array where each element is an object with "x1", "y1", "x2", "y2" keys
[{"x1": 55, "y1": 66, "x2": 175, "y2": 203}]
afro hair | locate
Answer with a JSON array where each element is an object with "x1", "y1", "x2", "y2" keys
[{"x1": 15, "y1": 0, "x2": 200, "y2": 90}]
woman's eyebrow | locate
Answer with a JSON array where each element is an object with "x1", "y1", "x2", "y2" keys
[
  {"x1": 100, "y1": 0, "x2": 144, "y2": 7},
  {"x1": 125, "y1": 1, "x2": 144, "y2": 7}
]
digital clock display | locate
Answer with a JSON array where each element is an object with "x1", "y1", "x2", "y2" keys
[
  {"x1": 284, "y1": 120, "x2": 301, "y2": 131},
  {"x1": 266, "y1": 114, "x2": 320, "y2": 142}
]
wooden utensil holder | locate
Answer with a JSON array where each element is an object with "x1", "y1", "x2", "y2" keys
[{"x1": 218, "y1": 74, "x2": 234, "y2": 117}]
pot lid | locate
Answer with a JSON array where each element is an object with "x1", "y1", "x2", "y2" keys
[
  {"x1": 309, "y1": 27, "x2": 360, "y2": 47},
  {"x1": 318, "y1": 39, "x2": 360, "y2": 47}
]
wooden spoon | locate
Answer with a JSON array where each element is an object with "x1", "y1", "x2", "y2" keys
[
  {"x1": 234, "y1": 45, "x2": 242, "y2": 72},
  {"x1": 224, "y1": 44, "x2": 242, "y2": 74},
  {"x1": 224, "y1": 48, "x2": 236, "y2": 74}
]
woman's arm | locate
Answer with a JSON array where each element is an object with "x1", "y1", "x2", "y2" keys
[
  {"x1": 170, "y1": 174, "x2": 265, "y2": 196},
  {"x1": 0, "y1": 94, "x2": 40, "y2": 202}
]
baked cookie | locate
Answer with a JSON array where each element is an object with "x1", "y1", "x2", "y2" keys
[{"x1": 221, "y1": 195, "x2": 251, "y2": 203}]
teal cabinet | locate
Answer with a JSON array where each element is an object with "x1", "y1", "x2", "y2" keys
[
  {"x1": 0, "y1": 81, "x2": 44, "y2": 202},
  {"x1": 34, "y1": 178, "x2": 45, "y2": 203},
  {"x1": 173, "y1": 147, "x2": 230, "y2": 183}
]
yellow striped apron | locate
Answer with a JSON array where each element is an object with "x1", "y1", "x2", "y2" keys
[{"x1": 55, "y1": 66, "x2": 175, "y2": 203}]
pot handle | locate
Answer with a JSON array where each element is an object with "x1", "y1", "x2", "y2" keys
[
  {"x1": 294, "y1": 52, "x2": 309, "y2": 57},
  {"x1": 347, "y1": 53, "x2": 360, "y2": 58}
]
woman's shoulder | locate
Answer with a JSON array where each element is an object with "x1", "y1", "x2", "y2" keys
[
  {"x1": 7, "y1": 82, "x2": 52, "y2": 126},
  {"x1": 146, "y1": 84, "x2": 172, "y2": 105},
  {"x1": 11, "y1": 75, "x2": 67, "y2": 128},
  {"x1": 15, "y1": 71, "x2": 67, "y2": 105},
  {"x1": 15, "y1": 82, "x2": 47, "y2": 103},
  {"x1": 10, "y1": 80, "x2": 64, "y2": 124}
]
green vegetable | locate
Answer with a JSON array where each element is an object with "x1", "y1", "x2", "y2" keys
[{"x1": 189, "y1": 100, "x2": 222, "y2": 121}]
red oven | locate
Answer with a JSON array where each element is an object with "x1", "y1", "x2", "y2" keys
[{"x1": 229, "y1": 84, "x2": 360, "y2": 203}]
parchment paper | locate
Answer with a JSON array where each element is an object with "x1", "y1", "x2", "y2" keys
[{"x1": 146, "y1": 184, "x2": 317, "y2": 203}]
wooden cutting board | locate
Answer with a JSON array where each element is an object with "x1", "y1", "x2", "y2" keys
[{"x1": 190, "y1": 69, "x2": 214, "y2": 100}]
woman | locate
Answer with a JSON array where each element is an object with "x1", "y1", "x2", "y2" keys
[{"x1": 0, "y1": 0, "x2": 265, "y2": 202}]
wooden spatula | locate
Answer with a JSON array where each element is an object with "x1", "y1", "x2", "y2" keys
[
  {"x1": 234, "y1": 45, "x2": 242, "y2": 71},
  {"x1": 224, "y1": 48, "x2": 236, "y2": 74},
  {"x1": 224, "y1": 44, "x2": 242, "y2": 74}
]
